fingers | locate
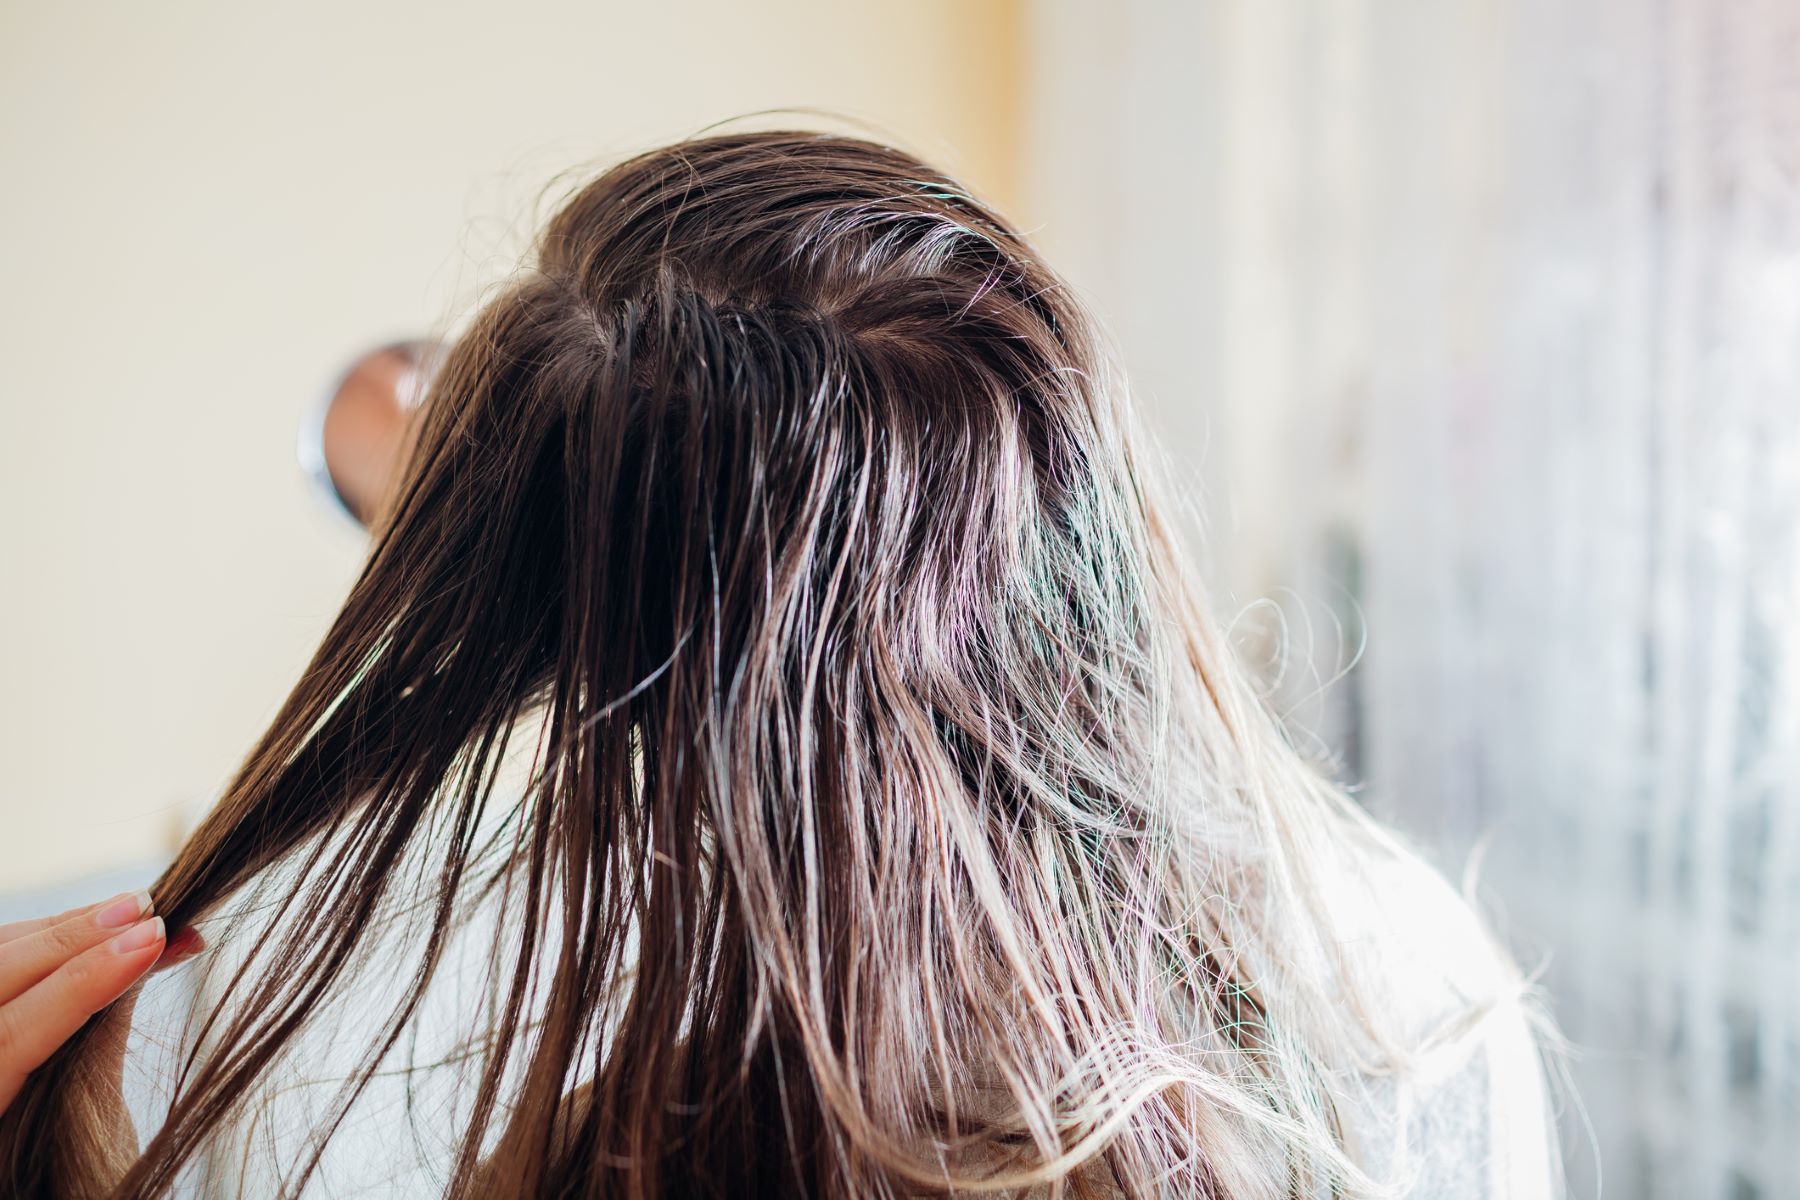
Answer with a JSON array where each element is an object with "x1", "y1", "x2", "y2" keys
[
  {"x1": 0, "y1": 914, "x2": 166, "y2": 1111},
  {"x1": 0, "y1": 898, "x2": 105, "y2": 946},
  {"x1": 0, "y1": 894, "x2": 204, "y2": 1117},
  {"x1": 0, "y1": 892, "x2": 153, "y2": 1004}
]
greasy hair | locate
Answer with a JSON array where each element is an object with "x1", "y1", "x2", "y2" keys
[{"x1": 4, "y1": 129, "x2": 1519, "y2": 1198}]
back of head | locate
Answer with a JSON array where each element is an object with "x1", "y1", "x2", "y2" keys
[{"x1": 4, "y1": 130, "x2": 1507, "y2": 1199}]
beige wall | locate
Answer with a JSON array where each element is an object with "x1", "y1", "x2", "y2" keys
[{"x1": 0, "y1": 1, "x2": 1024, "y2": 890}]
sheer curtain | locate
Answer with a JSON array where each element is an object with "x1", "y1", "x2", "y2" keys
[{"x1": 1023, "y1": 2, "x2": 1800, "y2": 1195}]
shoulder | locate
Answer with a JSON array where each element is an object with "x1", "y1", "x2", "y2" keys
[
  {"x1": 1317, "y1": 843, "x2": 1565, "y2": 1198},
  {"x1": 1322, "y1": 843, "x2": 1516, "y2": 1032}
]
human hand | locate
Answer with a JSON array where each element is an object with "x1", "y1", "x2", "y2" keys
[{"x1": 0, "y1": 892, "x2": 203, "y2": 1113}]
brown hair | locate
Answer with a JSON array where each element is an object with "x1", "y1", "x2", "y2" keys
[{"x1": 4, "y1": 129, "x2": 1499, "y2": 1198}]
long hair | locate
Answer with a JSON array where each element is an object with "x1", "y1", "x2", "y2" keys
[{"x1": 4, "y1": 129, "x2": 1526, "y2": 1198}]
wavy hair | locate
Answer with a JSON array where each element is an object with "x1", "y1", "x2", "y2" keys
[{"x1": 4, "y1": 129, "x2": 1523, "y2": 1198}]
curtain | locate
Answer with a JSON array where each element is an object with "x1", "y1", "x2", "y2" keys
[{"x1": 1023, "y1": 2, "x2": 1800, "y2": 1195}]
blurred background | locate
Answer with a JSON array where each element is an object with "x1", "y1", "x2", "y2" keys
[{"x1": 4, "y1": 2, "x2": 1798, "y2": 1196}]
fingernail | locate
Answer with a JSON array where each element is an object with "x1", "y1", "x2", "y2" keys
[
  {"x1": 95, "y1": 890, "x2": 154, "y2": 930},
  {"x1": 110, "y1": 916, "x2": 164, "y2": 955}
]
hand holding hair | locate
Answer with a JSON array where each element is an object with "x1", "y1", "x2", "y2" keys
[{"x1": 0, "y1": 893, "x2": 203, "y2": 1114}]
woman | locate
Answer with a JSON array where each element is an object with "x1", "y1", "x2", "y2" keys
[{"x1": 0, "y1": 130, "x2": 1560, "y2": 1198}]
